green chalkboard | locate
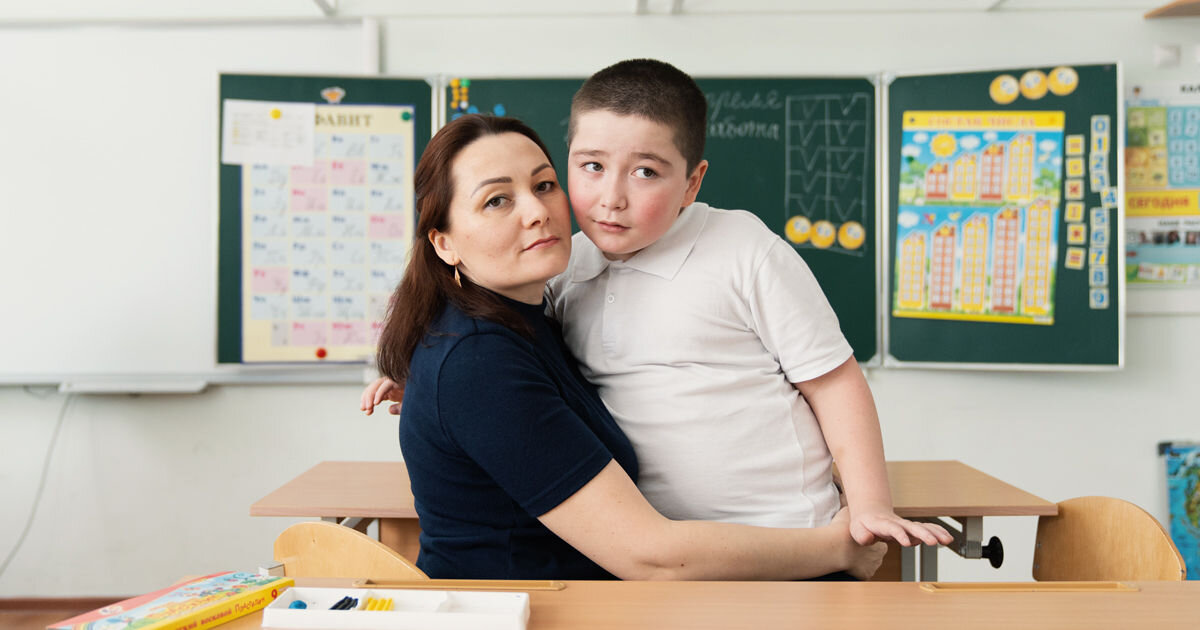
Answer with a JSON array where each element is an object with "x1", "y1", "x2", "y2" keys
[
  {"x1": 451, "y1": 77, "x2": 880, "y2": 363},
  {"x1": 885, "y1": 64, "x2": 1121, "y2": 367},
  {"x1": 217, "y1": 74, "x2": 433, "y2": 364}
]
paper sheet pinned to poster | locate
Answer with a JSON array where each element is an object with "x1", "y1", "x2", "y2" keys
[{"x1": 221, "y1": 99, "x2": 315, "y2": 166}]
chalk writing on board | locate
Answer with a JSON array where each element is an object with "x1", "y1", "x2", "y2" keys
[
  {"x1": 706, "y1": 90, "x2": 783, "y2": 141},
  {"x1": 783, "y1": 93, "x2": 872, "y2": 256}
]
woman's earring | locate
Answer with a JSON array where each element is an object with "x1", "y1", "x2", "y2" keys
[{"x1": 453, "y1": 266, "x2": 462, "y2": 288}]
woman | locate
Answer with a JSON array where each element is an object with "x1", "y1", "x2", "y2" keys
[{"x1": 362, "y1": 114, "x2": 886, "y2": 580}]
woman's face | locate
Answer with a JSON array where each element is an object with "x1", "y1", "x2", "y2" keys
[{"x1": 430, "y1": 132, "x2": 571, "y2": 304}]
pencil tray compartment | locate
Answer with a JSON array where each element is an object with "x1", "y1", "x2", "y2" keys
[{"x1": 262, "y1": 586, "x2": 530, "y2": 630}]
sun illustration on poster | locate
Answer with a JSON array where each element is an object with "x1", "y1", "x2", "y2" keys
[{"x1": 929, "y1": 133, "x2": 957, "y2": 158}]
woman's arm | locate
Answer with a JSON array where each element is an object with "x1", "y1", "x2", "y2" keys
[{"x1": 538, "y1": 460, "x2": 886, "y2": 581}]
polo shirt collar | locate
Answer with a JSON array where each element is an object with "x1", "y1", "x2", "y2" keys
[{"x1": 570, "y1": 202, "x2": 709, "y2": 282}]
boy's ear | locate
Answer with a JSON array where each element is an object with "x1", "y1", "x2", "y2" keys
[
  {"x1": 682, "y1": 159, "x2": 709, "y2": 207},
  {"x1": 428, "y1": 229, "x2": 460, "y2": 267}
]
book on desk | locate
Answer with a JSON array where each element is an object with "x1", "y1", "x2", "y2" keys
[{"x1": 48, "y1": 571, "x2": 292, "y2": 630}]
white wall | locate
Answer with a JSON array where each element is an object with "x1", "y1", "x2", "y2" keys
[{"x1": 2, "y1": 8, "x2": 1199, "y2": 596}]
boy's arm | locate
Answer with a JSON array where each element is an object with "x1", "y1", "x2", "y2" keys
[
  {"x1": 361, "y1": 376, "x2": 404, "y2": 416},
  {"x1": 795, "y1": 356, "x2": 952, "y2": 547}
]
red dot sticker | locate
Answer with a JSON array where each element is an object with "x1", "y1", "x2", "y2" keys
[{"x1": 316, "y1": 348, "x2": 327, "y2": 359}]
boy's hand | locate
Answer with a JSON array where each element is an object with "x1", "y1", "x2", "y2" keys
[
  {"x1": 360, "y1": 377, "x2": 404, "y2": 416},
  {"x1": 830, "y1": 507, "x2": 888, "y2": 580},
  {"x1": 849, "y1": 506, "x2": 954, "y2": 547}
]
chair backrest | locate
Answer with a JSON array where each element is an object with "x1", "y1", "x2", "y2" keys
[
  {"x1": 1033, "y1": 496, "x2": 1185, "y2": 581},
  {"x1": 274, "y1": 521, "x2": 428, "y2": 580}
]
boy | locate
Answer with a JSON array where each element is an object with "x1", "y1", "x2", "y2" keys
[{"x1": 546, "y1": 59, "x2": 948, "y2": 548}]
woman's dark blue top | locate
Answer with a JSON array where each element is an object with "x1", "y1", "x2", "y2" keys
[{"x1": 398, "y1": 295, "x2": 637, "y2": 580}]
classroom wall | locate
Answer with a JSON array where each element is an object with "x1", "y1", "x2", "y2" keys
[{"x1": 2, "y1": 8, "x2": 1198, "y2": 596}]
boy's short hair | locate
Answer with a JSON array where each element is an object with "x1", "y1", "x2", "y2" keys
[{"x1": 569, "y1": 58, "x2": 707, "y2": 173}]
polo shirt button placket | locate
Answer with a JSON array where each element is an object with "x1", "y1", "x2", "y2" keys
[{"x1": 600, "y1": 285, "x2": 617, "y2": 352}]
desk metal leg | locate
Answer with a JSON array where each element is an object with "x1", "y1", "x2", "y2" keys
[
  {"x1": 919, "y1": 544, "x2": 938, "y2": 581},
  {"x1": 900, "y1": 543, "x2": 938, "y2": 581},
  {"x1": 899, "y1": 545, "x2": 916, "y2": 582},
  {"x1": 321, "y1": 516, "x2": 373, "y2": 535},
  {"x1": 916, "y1": 516, "x2": 995, "y2": 574},
  {"x1": 380, "y1": 517, "x2": 422, "y2": 565}
]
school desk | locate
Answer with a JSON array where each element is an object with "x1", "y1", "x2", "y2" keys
[
  {"x1": 249, "y1": 460, "x2": 1057, "y2": 581},
  {"x1": 223, "y1": 578, "x2": 1197, "y2": 629}
]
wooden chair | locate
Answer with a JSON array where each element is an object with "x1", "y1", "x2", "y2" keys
[
  {"x1": 1033, "y1": 496, "x2": 1186, "y2": 581},
  {"x1": 274, "y1": 521, "x2": 428, "y2": 580}
]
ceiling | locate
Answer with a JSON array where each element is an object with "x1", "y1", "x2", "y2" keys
[{"x1": 0, "y1": 0, "x2": 1174, "y2": 22}]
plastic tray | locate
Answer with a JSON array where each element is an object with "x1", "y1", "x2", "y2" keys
[{"x1": 261, "y1": 586, "x2": 529, "y2": 630}]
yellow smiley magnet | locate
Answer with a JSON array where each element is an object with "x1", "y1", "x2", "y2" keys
[
  {"x1": 837, "y1": 221, "x2": 865, "y2": 250},
  {"x1": 785, "y1": 215, "x2": 812, "y2": 244},
  {"x1": 811, "y1": 220, "x2": 836, "y2": 249},
  {"x1": 989, "y1": 74, "x2": 1019, "y2": 105},
  {"x1": 1047, "y1": 66, "x2": 1079, "y2": 96},
  {"x1": 1019, "y1": 70, "x2": 1048, "y2": 100}
]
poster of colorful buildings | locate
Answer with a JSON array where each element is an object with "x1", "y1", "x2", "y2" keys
[{"x1": 894, "y1": 111, "x2": 1064, "y2": 324}]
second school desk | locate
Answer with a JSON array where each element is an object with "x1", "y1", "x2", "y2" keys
[
  {"x1": 225, "y1": 578, "x2": 1197, "y2": 629},
  {"x1": 249, "y1": 460, "x2": 1057, "y2": 581}
]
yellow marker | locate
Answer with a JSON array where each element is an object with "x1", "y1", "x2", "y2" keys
[
  {"x1": 1047, "y1": 66, "x2": 1079, "y2": 96},
  {"x1": 384, "y1": 598, "x2": 393, "y2": 611},
  {"x1": 1019, "y1": 70, "x2": 1048, "y2": 100},
  {"x1": 989, "y1": 74, "x2": 1019, "y2": 105},
  {"x1": 811, "y1": 220, "x2": 836, "y2": 249},
  {"x1": 269, "y1": 108, "x2": 282, "y2": 120},
  {"x1": 837, "y1": 221, "x2": 865, "y2": 250},
  {"x1": 785, "y1": 215, "x2": 812, "y2": 244}
]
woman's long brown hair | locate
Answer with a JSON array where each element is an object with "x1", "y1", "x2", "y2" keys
[{"x1": 375, "y1": 115, "x2": 554, "y2": 383}]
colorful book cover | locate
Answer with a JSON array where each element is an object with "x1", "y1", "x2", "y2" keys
[{"x1": 48, "y1": 571, "x2": 293, "y2": 630}]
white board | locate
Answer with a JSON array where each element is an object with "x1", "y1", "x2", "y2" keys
[{"x1": 0, "y1": 23, "x2": 370, "y2": 387}]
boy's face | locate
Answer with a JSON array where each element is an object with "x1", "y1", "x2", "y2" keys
[{"x1": 568, "y1": 110, "x2": 707, "y2": 261}]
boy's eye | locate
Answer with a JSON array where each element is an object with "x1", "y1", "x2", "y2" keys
[
  {"x1": 582, "y1": 162, "x2": 603, "y2": 173},
  {"x1": 633, "y1": 167, "x2": 657, "y2": 179}
]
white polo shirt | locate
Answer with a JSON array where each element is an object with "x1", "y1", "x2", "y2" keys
[{"x1": 547, "y1": 202, "x2": 853, "y2": 527}]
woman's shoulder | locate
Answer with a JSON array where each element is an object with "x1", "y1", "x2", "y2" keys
[
  {"x1": 423, "y1": 300, "x2": 495, "y2": 332},
  {"x1": 415, "y1": 303, "x2": 531, "y2": 365}
]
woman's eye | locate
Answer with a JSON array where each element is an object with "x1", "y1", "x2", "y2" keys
[
  {"x1": 483, "y1": 195, "x2": 508, "y2": 209},
  {"x1": 633, "y1": 167, "x2": 657, "y2": 179},
  {"x1": 535, "y1": 180, "x2": 557, "y2": 193},
  {"x1": 582, "y1": 162, "x2": 603, "y2": 173}
]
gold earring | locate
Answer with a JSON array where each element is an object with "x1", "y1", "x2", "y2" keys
[{"x1": 453, "y1": 266, "x2": 462, "y2": 288}]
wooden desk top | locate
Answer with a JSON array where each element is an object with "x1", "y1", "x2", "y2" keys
[
  {"x1": 251, "y1": 460, "x2": 1056, "y2": 520},
  {"x1": 251, "y1": 461, "x2": 416, "y2": 519},
  {"x1": 228, "y1": 579, "x2": 1197, "y2": 629},
  {"x1": 887, "y1": 460, "x2": 1057, "y2": 518}
]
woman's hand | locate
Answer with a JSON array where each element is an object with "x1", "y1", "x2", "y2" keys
[
  {"x1": 830, "y1": 507, "x2": 888, "y2": 580},
  {"x1": 360, "y1": 377, "x2": 404, "y2": 416}
]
